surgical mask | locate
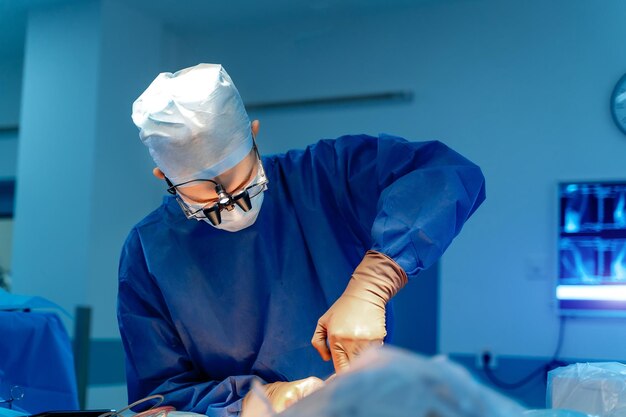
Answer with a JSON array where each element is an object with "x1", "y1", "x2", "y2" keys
[{"x1": 208, "y1": 191, "x2": 264, "y2": 232}]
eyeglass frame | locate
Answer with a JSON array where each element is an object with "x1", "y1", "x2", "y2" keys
[{"x1": 164, "y1": 140, "x2": 268, "y2": 225}]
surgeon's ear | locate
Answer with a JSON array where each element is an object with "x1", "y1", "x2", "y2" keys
[
  {"x1": 153, "y1": 167, "x2": 165, "y2": 180},
  {"x1": 251, "y1": 119, "x2": 260, "y2": 139}
]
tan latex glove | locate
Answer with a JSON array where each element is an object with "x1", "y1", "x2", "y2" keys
[
  {"x1": 241, "y1": 377, "x2": 324, "y2": 416},
  {"x1": 311, "y1": 250, "x2": 408, "y2": 373}
]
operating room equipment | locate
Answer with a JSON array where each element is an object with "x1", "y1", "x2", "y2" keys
[
  {"x1": 99, "y1": 395, "x2": 165, "y2": 417},
  {"x1": 0, "y1": 290, "x2": 77, "y2": 413},
  {"x1": 0, "y1": 288, "x2": 69, "y2": 317},
  {"x1": 548, "y1": 362, "x2": 626, "y2": 416},
  {"x1": 558, "y1": 182, "x2": 626, "y2": 316},
  {"x1": 100, "y1": 395, "x2": 207, "y2": 417}
]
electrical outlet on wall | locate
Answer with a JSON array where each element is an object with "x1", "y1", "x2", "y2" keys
[{"x1": 475, "y1": 349, "x2": 498, "y2": 369}]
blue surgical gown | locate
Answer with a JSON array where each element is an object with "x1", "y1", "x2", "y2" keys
[{"x1": 117, "y1": 134, "x2": 486, "y2": 417}]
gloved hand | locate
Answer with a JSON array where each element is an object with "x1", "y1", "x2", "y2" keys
[
  {"x1": 311, "y1": 250, "x2": 408, "y2": 373},
  {"x1": 241, "y1": 377, "x2": 324, "y2": 416}
]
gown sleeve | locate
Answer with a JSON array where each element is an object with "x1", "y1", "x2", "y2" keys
[
  {"x1": 117, "y1": 228, "x2": 262, "y2": 417},
  {"x1": 287, "y1": 133, "x2": 486, "y2": 278}
]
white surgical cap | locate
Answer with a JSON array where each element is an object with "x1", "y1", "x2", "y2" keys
[{"x1": 131, "y1": 63, "x2": 252, "y2": 185}]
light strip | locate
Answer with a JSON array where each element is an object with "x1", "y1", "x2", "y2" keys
[
  {"x1": 245, "y1": 91, "x2": 414, "y2": 111},
  {"x1": 557, "y1": 285, "x2": 626, "y2": 301}
]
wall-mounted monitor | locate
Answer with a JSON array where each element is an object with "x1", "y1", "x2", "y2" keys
[{"x1": 557, "y1": 181, "x2": 626, "y2": 316}]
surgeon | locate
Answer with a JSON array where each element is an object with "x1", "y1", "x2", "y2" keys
[{"x1": 118, "y1": 63, "x2": 486, "y2": 417}]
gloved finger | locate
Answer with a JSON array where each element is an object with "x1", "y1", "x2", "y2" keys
[
  {"x1": 330, "y1": 339, "x2": 351, "y2": 373},
  {"x1": 266, "y1": 382, "x2": 295, "y2": 413},
  {"x1": 296, "y1": 376, "x2": 324, "y2": 398},
  {"x1": 339, "y1": 339, "x2": 384, "y2": 372},
  {"x1": 345, "y1": 340, "x2": 360, "y2": 364},
  {"x1": 311, "y1": 322, "x2": 331, "y2": 361},
  {"x1": 352, "y1": 339, "x2": 384, "y2": 357},
  {"x1": 241, "y1": 381, "x2": 273, "y2": 417},
  {"x1": 278, "y1": 377, "x2": 325, "y2": 412},
  {"x1": 346, "y1": 339, "x2": 371, "y2": 363}
]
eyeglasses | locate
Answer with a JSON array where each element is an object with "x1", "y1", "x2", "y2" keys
[{"x1": 164, "y1": 142, "x2": 268, "y2": 226}]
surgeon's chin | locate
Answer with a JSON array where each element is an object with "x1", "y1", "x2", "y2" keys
[{"x1": 204, "y1": 209, "x2": 262, "y2": 233}]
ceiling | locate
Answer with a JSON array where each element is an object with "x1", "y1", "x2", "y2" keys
[{"x1": 0, "y1": 0, "x2": 429, "y2": 57}]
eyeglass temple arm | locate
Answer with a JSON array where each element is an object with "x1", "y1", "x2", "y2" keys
[{"x1": 165, "y1": 176, "x2": 219, "y2": 194}]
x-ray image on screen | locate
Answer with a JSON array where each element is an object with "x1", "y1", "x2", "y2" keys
[
  {"x1": 559, "y1": 238, "x2": 626, "y2": 284},
  {"x1": 560, "y1": 183, "x2": 626, "y2": 232},
  {"x1": 557, "y1": 182, "x2": 626, "y2": 316}
]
